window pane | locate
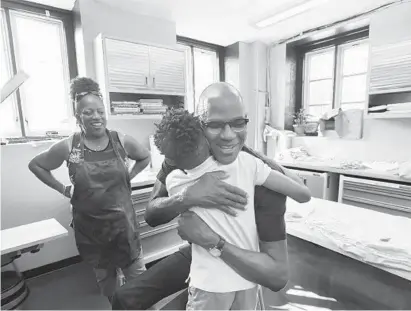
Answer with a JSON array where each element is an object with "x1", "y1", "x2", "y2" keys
[
  {"x1": 341, "y1": 74, "x2": 367, "y2": 103},
  {"x1": 341, "y1": 102, "x2": 364, "y2": 110},
  {"x1": 0, "y1": 10, "x2": 20, "y2": 137},
  {"x1": 193, "y1": 47, "x2": 219, "y2": 107},
  {"x1": 11, "y1": 12, "x2": 71, "y2": 134},
  {"x1": 308, "y1": 80, "x2": 333, "y2": 107},
  {"x1": 308, "y1": 49, "x2": 335, "y2": 80},
  {"x1": 342, "y1": 43, "x2": 369, "y2": 75},
  {"x1": 308, "y1": 105, "x2": 330, "y2": 118}
]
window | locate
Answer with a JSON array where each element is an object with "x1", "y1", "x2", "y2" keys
[
  {"x1": 303, "y1": 39, "x2": 369, "y2": 118},
  {"x1": 0, "y1": 3, "x2": 75, "y2": 138},
  {"x1": 1, "y1": 9, "x2": 20, "y2": 138},
  {"x1": 178, "y1": 40, "x2": 220, "y2": 113}
]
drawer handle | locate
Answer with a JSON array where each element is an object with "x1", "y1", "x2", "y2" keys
[
  {"x1": 140, "y1": 223, "x2": 178, "y2": 239},
  {"x1": 343, "y1": 195, "x2": 411, "y2": 213},
  {"x1": 135, "y1": 209, "x2": 145, "y2": 216},
  {"x1": 344, "y1": 185, "x2": 411, "y2": 200}
]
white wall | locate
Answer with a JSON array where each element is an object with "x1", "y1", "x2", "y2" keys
[
  {"x1": 292, "y1": 119, "x2": 411, "y2": 162},
  {"x1": 75, "y1": 0, "x2": 176, "y2": 80},
  {"x1": 268, "y1": 44, "x2": 287, "y2": 131},
  {"x1": 1, "y1": 0, "x2": 176, "y2": 272},
  {"x1": 225, "y1": 41, "x2": 269, "y2": 152},
  {"x1": 1, "y1": 142, "x2": 78, "y2": 271}
]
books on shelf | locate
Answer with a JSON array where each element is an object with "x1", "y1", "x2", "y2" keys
[
  {"x1": 111, "y1": 101, "x2": 141, "y2": 114},
  {"x1": 139, "y1": 99, "x2": 167, "y2": 114},
  {"x1": 110, "y1": 99, "x2": 167, "y2": 115}
]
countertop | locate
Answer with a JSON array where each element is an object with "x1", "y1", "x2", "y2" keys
[
  {"x1": 1, "y1": 218, "x2": 68, "y2": 255},
  {"x1": 278, "y1": 160, "x2": 411, "y2": 184},
  {"x1": 286, "y1": 198, "x2": 411, "y2": 281},
  {"x1": 130, "y1": 168, "x2": 159, "y2": 188}
]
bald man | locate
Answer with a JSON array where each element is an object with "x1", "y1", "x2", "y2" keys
[{"x1": 112, "y1": 83, "x2": 305, "y2": 310}]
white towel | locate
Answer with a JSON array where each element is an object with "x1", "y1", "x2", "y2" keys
[{"x1": 387, "y1": 102, "x2": 411, "y2": 111}]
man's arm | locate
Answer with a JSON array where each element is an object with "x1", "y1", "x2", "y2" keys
[
  {"x1": 145, "y1": 161, "x2": 248, "y2": 227},
  {"x1": 221, "y1": 240, "x2": 289, "y2": 292},
  {"x1": 177, "y1": 212, "x2": 289, "y2": 292}
]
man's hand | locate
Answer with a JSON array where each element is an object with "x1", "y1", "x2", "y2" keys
[
  {"x1": 177, "y1": 211, "x2": 219, "y2": 249},
  {"x1": 184, "y1": 171, "x2": 248, "y2": 216}
]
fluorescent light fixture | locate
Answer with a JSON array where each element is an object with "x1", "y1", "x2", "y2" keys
[{"x1": 255, "y1": 0, "x2": 328, "y2": 28}]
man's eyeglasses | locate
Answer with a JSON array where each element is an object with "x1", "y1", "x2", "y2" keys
[
  {"x1": 74, "y1": 91, "x2": 102, "y2": 103},
  {"x1": 202, "y1": 118, "x2": 249, "y2": 134}
]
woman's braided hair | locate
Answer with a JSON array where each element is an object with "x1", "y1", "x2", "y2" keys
[{"x1": 154, "y1": 108, "x2": 203, "y2": 160}]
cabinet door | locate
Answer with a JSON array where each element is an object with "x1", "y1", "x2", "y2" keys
[
  {"x1": 368, "y1": 2, "x2": 411, "y2": 94},
  {"x1": 149, "y1": 46, "x2": 185, "y2": 94},
  {"x1": 105, "y1": 38, "x2": 150, "y2": 92}
]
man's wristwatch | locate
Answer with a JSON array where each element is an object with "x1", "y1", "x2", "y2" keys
[{"x1": 209, "y1": 236, "x2": 226, "y2": 257}]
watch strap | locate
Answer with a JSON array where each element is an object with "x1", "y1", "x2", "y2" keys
[{"x1": 216, "y1": 236, "x2": 226, "y2": 252}]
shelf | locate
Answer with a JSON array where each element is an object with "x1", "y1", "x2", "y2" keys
[
  {"x1": 109, "y1": 88, "x2": 185, "y2": 97},
  {"x1": 109, "y1": 114, "x2": 163, "y2": 120},
  {"x1": 365, "y1": 112, "x2": 411, "y2": 119},
  {"x1": 369, "y1": 86, "x2": 411, "y2": 95}
]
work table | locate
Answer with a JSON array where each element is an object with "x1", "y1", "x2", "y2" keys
[
  {"x1": 278, "y1": 160, "x2": 410, "y2": 184},
  {"x1": 285, "y1": 198, "x2": 411, "y2": 281},
  {"x1": 130, "y1": 168, "x2": 158, "y2": 188}
]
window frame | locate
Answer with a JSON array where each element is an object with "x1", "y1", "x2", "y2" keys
[
  {"x1": 297, "y1": 28, "x2": 369, "y2": 116},
  {"x1": 1, "y1": 0, "x2": 77, "y2": 138},
  {"x1": 302, "y1": 46, "x2": 336, "y2": 114},
  {"x1": 334, "y1": 38, "x2": 369, "y2": 110},
  {"x1": 177, "y1": 36, "x2": 224, "y2": 113},
  {"x1": 1, "y1": 8, "x2": 21, "y2": 137}
]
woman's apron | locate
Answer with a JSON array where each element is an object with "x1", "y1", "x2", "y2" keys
[{"x1": 69, "y1": 130, "x2": 141, "y2": 270}]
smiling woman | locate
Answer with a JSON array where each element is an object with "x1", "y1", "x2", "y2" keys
[{"x1": 27, "y1": 77, "x2": 151, "y2": 303}]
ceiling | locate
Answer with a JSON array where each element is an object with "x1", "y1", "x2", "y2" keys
[{"x1": 25, "y1": 0, "x2": 397, "y2": 46}]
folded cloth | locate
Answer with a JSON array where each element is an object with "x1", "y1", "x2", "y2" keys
[
  {"x1": 387, "y1": 102, "x2": 411, "y2": 111},
  {"x1": 369, "y1": 105, "x2": 387, "y2": 112},
  {"x1": 306, "y1": 217, "x2": 411, "y2": 272},
  {"x1": 385, "y1": 109, "x2": 411, "y2": 114}
]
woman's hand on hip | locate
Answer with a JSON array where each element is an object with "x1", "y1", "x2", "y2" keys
[
  {"x1": 184, "y1": 171, "x2": 248, "y2": 216},
  {"x1": 178, "y1": 211, "x2": 219, "y2": 249}
]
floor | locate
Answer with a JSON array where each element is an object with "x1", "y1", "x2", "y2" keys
[
  {"x1": 21, "y1": 262, "x2": 346, "y2": 310},
  {"x1": 19, "y1": 236, "x2": 411, "y2": 310}
]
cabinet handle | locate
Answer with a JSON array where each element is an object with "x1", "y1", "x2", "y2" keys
[
  {"x1": 145, "y1": 76, "x2": 148, "y2": 86},
  {"x1": 153, "y1": 77, "x2": 156, "y2": 87}
]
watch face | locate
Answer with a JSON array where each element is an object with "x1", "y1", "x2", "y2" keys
[{"x1": 209, "y1": 247, "x2": 221, "y2": 257}]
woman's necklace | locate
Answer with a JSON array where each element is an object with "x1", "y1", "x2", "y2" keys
[{"x1": 84, "y1": 135, "x2": 109, "y2": 152}]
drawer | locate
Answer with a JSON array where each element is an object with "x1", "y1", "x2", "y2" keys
[
  {"x1": 131, "y1": 188, "x2": 152, "y2": 212},
  {"x1": 136, "y1": 209, "x2": 145, "y2": 223},
  {"x1": 341, "y1": 196, "x2": 411, "y2": 218},
  {"x1": 141, "y1": 224, "x2": 183, "y2": 260},
  {"x1": 340, "y1": 176, "x2": 411, "y2": 217},
  {"x1": 138, "y1": 217, "x2": 179, "y2": 235}
]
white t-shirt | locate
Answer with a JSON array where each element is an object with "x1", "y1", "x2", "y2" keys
[{"x1": 165, "y1": 151, "x2": 272, "y2": 292}]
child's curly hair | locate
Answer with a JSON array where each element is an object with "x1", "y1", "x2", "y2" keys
[{"x1": 154, "y1": 108, "x2": 203, "y2": 160}]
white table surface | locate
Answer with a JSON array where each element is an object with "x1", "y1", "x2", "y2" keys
[
  {"x1": 286, "y1": 198, "x2": 411, "y2": 281},
  {"x1": 1, "y1": 218, "x2": 68, "y2": 255},
  {"x1": 131, "y1": 168, "x2": 159, "y2": 188},
  {"x1": 279, "y1": 160, "x2": 410, "y2": 184}
]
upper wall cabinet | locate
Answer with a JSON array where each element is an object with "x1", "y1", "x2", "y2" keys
[
  {"x1": 94, "y1": 34, "x2": 186, "y2": 96},
  {"x1": 149, "y1": 46, "x2": 186, "y2": 94},
  {"x1": 368, "y1": 1, "x2": 411, "y2": 95}
]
